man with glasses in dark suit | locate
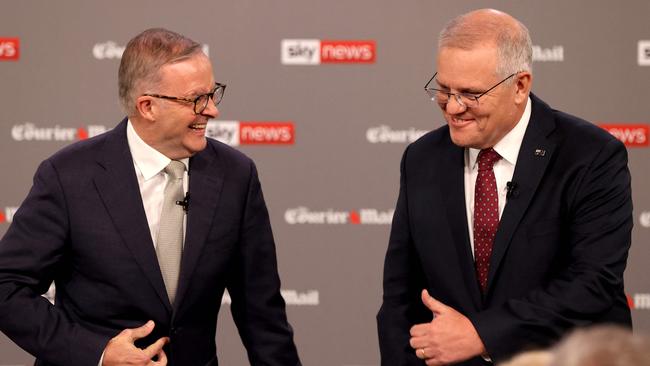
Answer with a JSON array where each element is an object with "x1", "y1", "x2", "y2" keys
[
  {"x1": 378, "y1": 9, "x2": 632, "y2": 366},
  {"x1": 0, "y1": 28, "x2": 301, "y2": 366}
]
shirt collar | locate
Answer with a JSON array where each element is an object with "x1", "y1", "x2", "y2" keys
[
  {"x1": 468, "y1": 96, "x2": 532, "y2": 169},
  {"x1": 126, "y1": 119, "x2": 189, "y2": 180}
]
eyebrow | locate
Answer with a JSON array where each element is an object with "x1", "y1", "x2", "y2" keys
[
  {"x1": 435, "y1": 79, "x2": 484, "y2": 94},
  {"x1": 184, "y1": 84, "x2": 215, "y2": 98}
]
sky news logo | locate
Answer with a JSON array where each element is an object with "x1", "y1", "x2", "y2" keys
[
  {"x1": 281, "y1": 39, "x2": 376, "y2": 65},
  {"x1": 628, "y1": 293, "x2": 650, "y2": 310},
  {"x1": 222, "y1": 289, "x2": 319, "y2": 306},
  {"x1": 206, "y1": 120, "x2": 294, "y2": 146},
  {"x1": 284, "y1": 207, "x2": 394, "y2": 225},
  {"x1": 366, "y1": 125, "x2": 428, "y2": 144},
  {"x1": 640, "y1": 211, "x2": 650, "y2": 228},
  {"x1": 0, "y1": 37, "x2": 19, "y2": 61},
  {"x1": 639, "y1": 40, "x2": 650, "y2": 66},
  {"x1": 93, "y1": 41, "x2": 209, "y2": 60},
  {"x1": 11, "y1": 123, "x2": 108, "y2": 142},
  {"x1": 599, "y1": 124, "x2": 648, "y2": 147},
  {"x1": 0, "y1": 207, "x2": 18, "y2": 224}
]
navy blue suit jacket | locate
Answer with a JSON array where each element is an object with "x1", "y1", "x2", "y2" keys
[
  {"x1": 377, "y1": 94, "x2": 633, "y2": 365},
  {"x1": 0, "y1": 119, "x2": 301, "y2": 366}
]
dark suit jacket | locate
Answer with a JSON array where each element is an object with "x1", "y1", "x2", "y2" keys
[
  {"x1": 0, "y1": 119, "x2": 301, "y2": 366},
  {"x1": 377, "y1": 94, "x2": 633, "y2": 365}
]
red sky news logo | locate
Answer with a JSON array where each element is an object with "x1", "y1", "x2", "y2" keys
[
  {"x1": 284, "y1": 207, "x2": 394, "y2": 225},
  {"x1": 11, "y1": 123, "x2": 108, "y2": 141},
  {"x1": 0, "y1": 207, "x2": 18, "y2": 223},
  {"x1": 599, "y1": 124, "x2": 648, "y2": 147},
  {"x1": 0, "y1": 37, "x2": 19, "y2": 61},
  {"x1": 281, "y1": 39, "x2": 376, "y2": 65},
  {"x1": 627, "y1": 293, "x2": 650, "y2": 310},
  {"x1": 205, "y1": 120, "x2": 294, "y2": 146}
]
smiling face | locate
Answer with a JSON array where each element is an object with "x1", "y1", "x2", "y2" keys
[
  {"x1": 436, "y1": 45, "x2": 526, "y2": 149},
  {"x1": 135, "y1": 52, "x2": 218, "y2": 159}
]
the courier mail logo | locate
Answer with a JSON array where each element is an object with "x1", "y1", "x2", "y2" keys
[
  {"x1": 281, "y1": 39, "x2": 376, "y2": 65},
  {"x1": 0, "y1": 207, "x2": 18, "y2": 223},
  {"x1": 0, "y1": 37, "x2": 20, "y2": 61},
  {"x1": 639, "y1": 40, "x2": 650, "y2": 66}
]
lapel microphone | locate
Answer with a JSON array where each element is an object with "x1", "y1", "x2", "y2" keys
[
  {"x1": 506, "y1": 181, "x2": 518, "y2": 199},
  {"x1": 176, "y1": 192, "x2": 190, "y2": 212}
]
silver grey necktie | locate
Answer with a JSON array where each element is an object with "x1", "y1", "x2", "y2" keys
[{"x1": 155, "y1": 160, "x2": 185, "y2": 304}]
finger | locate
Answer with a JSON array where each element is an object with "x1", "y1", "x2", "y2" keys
[
  {"x1": 410, "y1": 323, "x2": 429, "y2": 337},
  {"x1": 143, "y1": 336, "x2": 169, "y2": 359},
  {"x1": 426, "y1": 358, "x2": 442, "y2": 366},
  {"x1": 409, "y1": 336, "x2": 429, "y2": 350},
  {"x1": 153, "y1": 348, "x2": 168, "y2": 365},
  {"x1": 128, "y1": 320, "x2": 155, "y2": 341},
  {"x1": 421, "y1": 289, "x2": 447, "y2": 315}
]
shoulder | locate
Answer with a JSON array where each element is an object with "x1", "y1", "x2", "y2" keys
[
  {"x1": 43, "y1": 128, "x2": 115, "y2": 171},
  {"x1": 532, "y1": 94, "x2": 621, "y2": 153},
  {"x1": 204, "y1": 137, "x2": 254, "y2": 167},
  {"x1": 403, "y1": 124, "x2": 456, "y2": 162}
]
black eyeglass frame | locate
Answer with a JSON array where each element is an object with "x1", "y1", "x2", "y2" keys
[
  {"x1": 424, "y1": 72, "x2": 517, "y2": 108},
  {"x1": 143, "y1": 82, "x2": 227, "y2": 114}
]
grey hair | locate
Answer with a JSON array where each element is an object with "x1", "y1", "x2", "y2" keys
[
  {"x1": 438, "y1": 10, "x2": 532, "y2": 78},
  {"x1": 550, "y1": 325, "x2": 650, "y2": 366},
  {"x1": 118, "y1": 28, "x2": 202, "y2": 115}
]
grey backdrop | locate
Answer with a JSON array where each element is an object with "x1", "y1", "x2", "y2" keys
[{"x1": 1, "y1": 1, "x2": 649, "y2": 365}]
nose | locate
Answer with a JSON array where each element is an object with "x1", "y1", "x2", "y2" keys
[
  {"x1": 445, "y1": 94, "x2": 467, "y2": 115},
  {"x1": 201, "y1": 100, "x2": 219, "y2": 118}
]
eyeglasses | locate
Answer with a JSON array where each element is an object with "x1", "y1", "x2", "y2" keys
[
  {"x1": 143, "y1": 82, "x2": 226, "y2": 114},
  {"x1": 424, "y1": 72, "x2": 516, "y2": 109}
]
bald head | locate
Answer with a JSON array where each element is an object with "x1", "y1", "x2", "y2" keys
[{"x1": 439, "y1": 9, "x2": 532, "y2": 78}]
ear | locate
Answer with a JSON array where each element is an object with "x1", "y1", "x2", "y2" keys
[
  {"x1": 514, "y1": 72, "x2": 532, "y2": 104},
  {"x1": 134, "y1": 96, "x2": 157, "y2": 122}
]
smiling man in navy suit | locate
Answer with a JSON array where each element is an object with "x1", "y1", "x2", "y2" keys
[
  {"x1": 0, "y1": 28, "x2": 301, "y2": 366},
  {"x1": 377, "y1": 9, "x2": 632, "y2": 366}
]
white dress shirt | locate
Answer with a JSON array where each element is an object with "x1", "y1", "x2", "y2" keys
[
  {"x1": 464, "y1": 97, "x2": 531, "y2": 257},
  {"x1": 126, "y1": 120, "x2": 189, "y2": 247}
]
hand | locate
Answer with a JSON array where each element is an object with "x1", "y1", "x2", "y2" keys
[
  {"x1": 409, "y1": 290, "x2": 486, "y2": 365},
  {"x1": 102, "y1": 320, "x2": 169, "y2": 366}
]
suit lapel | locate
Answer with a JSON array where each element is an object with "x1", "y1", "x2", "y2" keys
[
  {"x1": 174, "y1": 143, "x2": 225, "y2": 309},
  {"x1": 93, "y1": 119, "x2": 172, "y2": 312},
  {"x1": 438, "y1": 139, "x2": 483, "y2": 309},
  {"x1": 486, "y1": 94, "x2": 557, "y2": 295}
]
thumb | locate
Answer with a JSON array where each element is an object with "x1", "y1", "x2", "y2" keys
[
  {"x1": 128, "y1": 320, "x2": 155, "y2": 341},
  {"x1": 421, "y1": 289, "x2": 447, "y2": 315}
]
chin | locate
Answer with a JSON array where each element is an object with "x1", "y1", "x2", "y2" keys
[
  {"x1": 188, "y1": 140, "x2": 207, "y2": 155},
  {"x1": 449, "y1": 133, "x2": 473, "y2": 148}
]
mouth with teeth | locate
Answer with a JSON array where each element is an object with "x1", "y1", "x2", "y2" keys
[
  {"x1": 449, "y1": 116, "x2": 475, "y2": 127},
  {"x1": 189, "y1": 123, "x2": 206, "y2": 131}
]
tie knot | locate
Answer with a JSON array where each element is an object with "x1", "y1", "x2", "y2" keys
[
  {"x1": 477, "y1": 148, "x2": 501, "y2": 171},
  {"x1": 164, "y1": 160, "x2": 186, "y2": 179}
]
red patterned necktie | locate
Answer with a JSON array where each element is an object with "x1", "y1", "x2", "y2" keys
[{"x1": 473, "y1": 148, "x2": 501, "y2": 293}]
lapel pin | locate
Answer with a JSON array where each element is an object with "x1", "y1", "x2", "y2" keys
[{"x1": 534, "y1": 149, "x2": 546, "y2": 157}]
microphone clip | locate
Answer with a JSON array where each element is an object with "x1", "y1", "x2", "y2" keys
[
  {"x1": 176, "y1": 192, "x2": 190, "y2": 212},
  {"x1": 506, "y1": 181, "x2": 518, "y2": 199}
]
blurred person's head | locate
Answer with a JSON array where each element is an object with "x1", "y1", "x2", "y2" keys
[
  {"x1": 499, "y1": 350, "x2": 552, "y2": 366},
  {"x1": 551, "y1": 325, "x2": 650, "y2": 366}
]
